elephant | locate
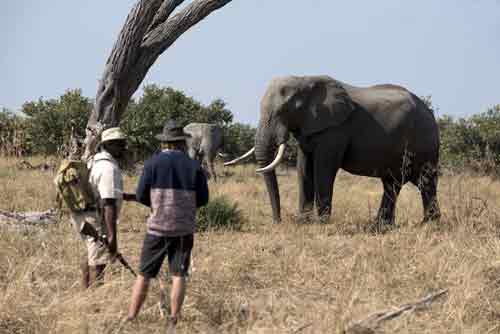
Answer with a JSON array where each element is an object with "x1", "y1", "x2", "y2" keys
[
  {"x1": 225, "y1": 75, "x2": 441, "y2": 226},
  {"x1": 184, "y1": 122, "x2": 224, "y2": 181}
]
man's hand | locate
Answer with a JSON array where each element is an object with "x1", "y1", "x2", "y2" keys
[
  {"x1": 107, "y1": 235, "x2": 118, "y2": 257},
  {"x1": 122, "y1": 193, "x2": 137, "y2": 202},
  {"x1": 103, "y1": 198, "x2": 118, "y2": 260}
]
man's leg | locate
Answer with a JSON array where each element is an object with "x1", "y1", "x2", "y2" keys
[
  {"x1": 158, "y1": 275, "x2": 168, "y2": 318},
  {"x1": 82, "y1": 241, "x2": 107, "y2": 289},
  {"x1": 128, "y1": 233, "x2": 167, "y2": 320},
  {"x1": 170, "y1": 275, "x2": 187, "y2": 321},
  {"x1": 167, "y1": 234, "x2": 193, "y2": 324},
  {"x1": 73, "y1": 214, "x2": 93, "y2": 290},
  {"x1": 90, "y1": 264, "x2": 106, "y2": 287},
  {"x1": 127, "y1": 274, "x2": 151, "y2": 320},
  {"x1": 86, "y1": 238, "x2": 108, "y2": 287},
  {"x1": 81, "y1": 260, "x2": 106, "y2": 289},
  {"x1": 80, "y1": 255, "x2": 90, "y2": 290}
]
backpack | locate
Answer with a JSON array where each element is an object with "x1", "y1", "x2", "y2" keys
[{"x1": 54, "y1": 159, "x2": 96, "y2": 212}]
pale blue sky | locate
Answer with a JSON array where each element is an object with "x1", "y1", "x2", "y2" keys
[{"x1": 1, "y1": 1, "x2": 499, "y2": 125}]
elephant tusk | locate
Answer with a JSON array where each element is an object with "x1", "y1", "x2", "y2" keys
[
  {"x1": 223, "y1": 147, "x2": 255, "y2": 166},
  {"x1": 256, "y1": 144, "x2": 286, "y2": 173}
]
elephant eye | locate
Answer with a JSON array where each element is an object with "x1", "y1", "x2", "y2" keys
[{"x1": 279, "y1": 87, "x2": 288, "y2": 97}]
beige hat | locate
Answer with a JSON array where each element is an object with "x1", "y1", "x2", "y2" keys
[{"x1": 100, "y1": 127, "x2": 126, "y2": 144}]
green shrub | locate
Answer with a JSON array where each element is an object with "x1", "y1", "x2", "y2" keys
[
  {"x1": 22, "y1": 89, "x2": 91, "y2": 156},
  {"x1": 196, "y1": 196, "x2": 243, "y2": 232}
]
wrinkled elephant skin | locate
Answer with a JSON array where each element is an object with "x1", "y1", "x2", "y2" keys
[{"x1": 255, "y1": 75, "x2": 441, "y2": 226}]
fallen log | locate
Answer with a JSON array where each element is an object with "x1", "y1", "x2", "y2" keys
[
  {"x1": 16, "y1": 160, "x2": 55, "y2": 172},
  {"x1": 344, "y1": 289, "x2": 448, "y2": 334},
  {"x1": 0, "y1": 208, "x2": 58, "y2": 225}
]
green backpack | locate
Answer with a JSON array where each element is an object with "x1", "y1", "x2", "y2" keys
[{"x1": 54, "y1": 159, "x2": 96, "y2": 212}]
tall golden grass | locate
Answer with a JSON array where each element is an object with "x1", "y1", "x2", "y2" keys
[{"x1": 1, "y1": 157, "x2": 500, "y2": 333}]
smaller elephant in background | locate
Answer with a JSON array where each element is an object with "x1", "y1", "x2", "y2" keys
[{"x1": 184, "y1": 123, "x2": 224, "y2": 181}]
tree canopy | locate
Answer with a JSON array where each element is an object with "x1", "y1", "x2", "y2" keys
[{"x1": 0, "y1": 85, "x2": 253, "y2": 161}]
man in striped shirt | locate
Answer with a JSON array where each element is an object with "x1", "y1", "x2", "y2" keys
[{"x1": 127, "y1": 120, "x2": 209, "y2": 330}]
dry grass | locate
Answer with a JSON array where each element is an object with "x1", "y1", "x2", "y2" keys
[{"x1": 1, "y1": 157, "x2": 500, "y2": 333}]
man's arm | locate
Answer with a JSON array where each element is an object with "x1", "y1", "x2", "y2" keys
[
  {"x1": 136, "y1": 161, "x2": 152, "y2": 207},
  {"x1": 95, "y1": 161, "x2": 122, "y2": 256},
  {"x1": 102, "y1": 198, "x2": 118, "y2": 255}
]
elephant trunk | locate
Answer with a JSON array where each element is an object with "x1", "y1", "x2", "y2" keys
[{"x1": 255, "y1": 119, "x2": 288, "y2": 224}]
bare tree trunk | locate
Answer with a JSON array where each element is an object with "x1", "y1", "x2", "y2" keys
[{"x1": 83, "y1": 0, "x2": 233, "y2": 160}]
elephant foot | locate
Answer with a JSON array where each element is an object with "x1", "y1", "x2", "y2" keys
[
  {"x1": 294, "y1": 211, "x2": 318, "y2": 224},
  {"x1": 422, "y1": 209, "x2": 441, "y2": 224},
  {"x1": 366, "y1": 220, "x2": 399, "y2": 234},
  {"x1": 375, "y1": 216, "x2": 395, "y2": 226},
  {"x1": 271, "y1": 217, "x2": 282, "y2": 224},
  {"x1": 317, "y1": 214, "x2": 331, "y2": 224},
  {"x1": 419, "y1": 205, "x2": 441, "y2": 225},
  {"x1": 420, "y1": 215, "x2": 440, "y2": 225}
]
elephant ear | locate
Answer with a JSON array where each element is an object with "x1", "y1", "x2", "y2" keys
[{"x1": 301, "y1": 80, "x2": 354, "y2": 137}]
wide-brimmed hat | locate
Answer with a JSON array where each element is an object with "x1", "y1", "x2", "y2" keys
[
  {"x1": 100, "y1": 127, "x2": 127, "y2": 144},
  {"x1": 155, "y1": 120, "x2": 191, "y2": 142}
]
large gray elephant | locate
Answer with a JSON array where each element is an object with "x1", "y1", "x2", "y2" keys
[
  {"x1": 184, "y1": 122, "x2": 224, "y2": 181},
  {"x1": 225, "y1": 75, "x2": 441, "y2": 226}
]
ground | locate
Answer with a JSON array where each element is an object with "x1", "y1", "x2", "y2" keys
[{"x1": 1, "y1": 157, "x2": 500, "y2": 333}]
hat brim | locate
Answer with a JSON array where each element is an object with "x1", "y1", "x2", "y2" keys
[{"x1": 155, "y1": 134, "x2": 190, "y2": 142}]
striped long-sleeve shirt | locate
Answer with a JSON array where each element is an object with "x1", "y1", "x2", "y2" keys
[{"x1": 136, "y1": 149, "x2": 209, "y2": 237}]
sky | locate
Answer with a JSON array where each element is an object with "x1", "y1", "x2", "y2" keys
[{"x1": 1, "y1": 0, "x2": 499, "y2": 125}]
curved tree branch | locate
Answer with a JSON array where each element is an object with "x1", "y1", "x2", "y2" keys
[
  {"x1": 142, "y1": 0, "x2": 232, "y2": 51},
  {"x1": 147, "y1": 0, "x2": 186, "y2": 33},
  {"x1": 83, "y1": 0, "x2": 233, "y2": 160}
]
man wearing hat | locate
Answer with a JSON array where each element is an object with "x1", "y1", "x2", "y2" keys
[
  {"x1": 76, "y1": 127, "x2": 135, "y2": 288},
  {"x1": 127, "y1": 120, "x2": 209, "y2": 330}
]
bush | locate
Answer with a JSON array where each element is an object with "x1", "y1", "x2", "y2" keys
[
  {"x1": 0, "y1": 109, "x2": 30, "y2": 156},
  {"x1": 223, "y1": 122, "x2": 257, "y2": 159},
  {"x1": 196, "y1": 196, "x2": 243, "y2": 232},
  {"x1": 438, "y1": 105, "x2": 500, "y2": 175},
  {"x1": 21, "y1": 89, "x2": 92, "y2": 156}
]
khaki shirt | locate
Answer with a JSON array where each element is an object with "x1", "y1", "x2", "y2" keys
[{"x1": 89, "y1": 150, "x2": 123, "y2": 217}]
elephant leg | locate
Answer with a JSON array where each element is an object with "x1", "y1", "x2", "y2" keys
[
  {"x1": 376, "y1": 177, "x2": 402, "y2": 225},
  {"x1": 198, "y1": 151, "x2": 211, "y2": 180},
  {"x1": 314, "y1": 167, "x2": 338, "y2": 222},
  {"x1": 313, "y1": 148, "x2": 341, "y2": 222},
  {"x1": 297, "y1": 146, "x2": 314, "y2": 217},
  {"x1": 208, "y1": 157, "x2": 217, "y2": 182},
  {"x1": 414, "y1": 163, "x2": 441, "y2": 223}
]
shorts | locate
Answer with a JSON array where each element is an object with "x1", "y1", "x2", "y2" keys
[
  {"x1": 138, "y1": 233, "x2": 193, "y2": 278},
  {"x1": 71, "y1": 211, "x2": 109, "y2": 266}
]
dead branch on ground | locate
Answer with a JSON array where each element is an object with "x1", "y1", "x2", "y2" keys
[
  {"x1": 16, "y1": 160, "x2": 55, "y2": 172},
  {"x1": 344, "y1": 289, "x2": 448, "y2": 334},
  {"x1": 0, "y1": 208, "x2": 57, "y2": 226}
]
